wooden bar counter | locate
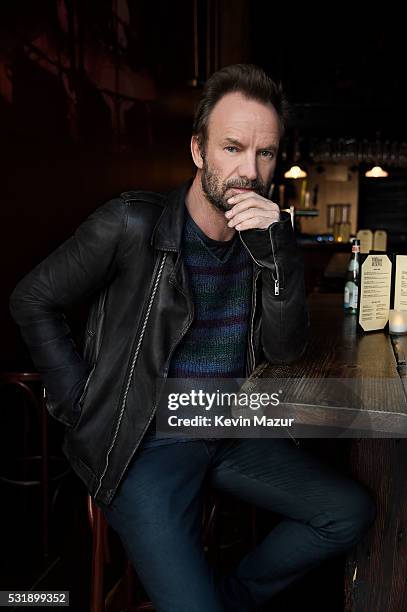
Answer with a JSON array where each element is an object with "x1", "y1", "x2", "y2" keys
[{"x1": 251, "y1": 292, "x2": 407, "y2": 612}]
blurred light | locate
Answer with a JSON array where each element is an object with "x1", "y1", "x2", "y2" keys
[
  {"x1": 365, "y1": 166, "x2": 389, "y2": 178},
  {"x1": 284, "y1": 165, "x2": 307, "y2": 179}
]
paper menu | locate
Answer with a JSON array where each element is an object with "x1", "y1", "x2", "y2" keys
[
  {"x1": 394, "y1": 255, "x2": 407, "y2": 312},
  {"x1": 358, "y1": 254, "x2": 392, "y2": 332}
]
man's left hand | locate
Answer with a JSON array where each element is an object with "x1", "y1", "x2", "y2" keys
[{"x1": 224, "y1": 191, "x2": 280, "y2": 231}]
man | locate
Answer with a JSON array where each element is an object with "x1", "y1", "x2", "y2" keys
[{"x1": 10, "y1": 64, "x2": 376, "y2": 611}]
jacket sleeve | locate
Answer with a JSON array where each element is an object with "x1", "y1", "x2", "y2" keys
[
  {"x1": 240, "y1": 211, "x2": 309, "y2": 365},
  {"x1": 9, "y1": 197, "x2": 127, "y2": 426}
]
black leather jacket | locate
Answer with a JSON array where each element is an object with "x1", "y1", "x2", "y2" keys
[{"x1": 9, "y1": 180, "x2": 309, "y2": 506}]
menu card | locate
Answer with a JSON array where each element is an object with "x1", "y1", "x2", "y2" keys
[
  {"x1": 394, "y1": 255, "x2": 407, "y2": 311},
  {"x1": 357, "y1": 254, "x2": 407, "y2": 332},
  {"x1": 357, "y1": 254, "x2": 392, "y2": 332}
]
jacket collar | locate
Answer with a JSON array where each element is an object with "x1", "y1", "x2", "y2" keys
[{"x1": 151, "y1": 179, "x2": 193, "y2": 252}]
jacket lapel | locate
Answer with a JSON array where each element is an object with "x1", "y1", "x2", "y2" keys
[
  {"x1": 150, "y1": 179, "x2": 194, "y2": 312},
  {"x1": 150, "y1": 179, "x2": 192, "y2": 252}
]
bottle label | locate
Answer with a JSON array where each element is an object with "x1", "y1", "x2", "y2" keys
[
  {"x1": 350, "y1": 285, "x2": 358, "y2": 308},
  {"x1": 349, "y1": 283, "x2": 358, "y2": 309},
  {"x1": 344, "y1": 281, "x2": 358, "y2": 309},
  {"x1": 344, "y1": 285, "x2": 350, "y2": 307}
]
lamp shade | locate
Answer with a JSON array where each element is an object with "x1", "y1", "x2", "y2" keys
[
  {"x1": 284, "y1": 165, "x2": 307, "y2": 179},
  {"x1": 365, "y1": 165, "x2": 388, "y2": 178}
]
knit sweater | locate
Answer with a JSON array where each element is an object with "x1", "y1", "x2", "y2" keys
[{"x1": 141, "y1": 207, "x2": 253, "y2": 447}]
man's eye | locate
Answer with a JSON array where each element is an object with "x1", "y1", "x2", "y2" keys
[
  {"x1": 225, "y1": 146, "x2": 239, "y2": 153},
  {"x1": 259, "y1": 150, "x2": 274, "y2": 159}
]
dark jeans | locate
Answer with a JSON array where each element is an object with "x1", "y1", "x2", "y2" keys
[{"x1": 97, "y1": 438, "x2": 376, "y2": 612}]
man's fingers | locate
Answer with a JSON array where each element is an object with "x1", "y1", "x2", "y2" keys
[
  {"x1": 226, "y1": 195, "x2": 279, "y2": 219},
  {"x1": 228, "y1": 208, "x2": 280, "y2": 229},
  {"x1": 227, "y1": 208, "x2": 258, "y2": 227}
]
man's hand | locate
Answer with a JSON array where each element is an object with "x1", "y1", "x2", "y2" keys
[{"x1": 224, "y1": 191, "x2": 280, "y2": 231}]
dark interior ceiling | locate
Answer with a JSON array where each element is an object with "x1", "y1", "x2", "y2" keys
[
  {"x1": 249, "y1": 5, "x2": 405, "y2": 138},
  {"x1": 0, "y1": 1, "x2": 405, "y2": 153}
]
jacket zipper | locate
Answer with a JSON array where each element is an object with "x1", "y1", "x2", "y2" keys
[
  {"x1": 77, "y1": 364, "x2": 96, "y2": 408},
  {"x1": 238, "y1": 231, "x2": 280, "y2": 296},
  {"x1": 247, "y1": 266, "x2": 261, "y2": 374},
  {"x1": 94, "y1": 252, "x2": 168, "y2": 498},
  {"x1": 268, "y1": 227, "x2": 280, "y2": 296},
  {"x1": 103, "y1": 273, "x2": 195, "y2": 502}
]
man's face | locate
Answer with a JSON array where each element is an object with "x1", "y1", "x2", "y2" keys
[{"x1": 197, "y1": 92, "x2": 281, "y2": 212}]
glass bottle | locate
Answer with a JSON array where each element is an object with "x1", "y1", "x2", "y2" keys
[{"x1": 344, "y1": 239, "x2": 360, "y2": 314}]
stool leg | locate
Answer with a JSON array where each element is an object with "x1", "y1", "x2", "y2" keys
[
  {"x1": 40, "y1": 386, "x2": 49, "y2": 558},
  {"x1": 90, "y1": 506, "x2": 106, "y2": 612}
]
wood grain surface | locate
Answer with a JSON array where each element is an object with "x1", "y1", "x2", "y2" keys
[{"x1": 251, "y1": 293, "x2": 407, "y2": 437}]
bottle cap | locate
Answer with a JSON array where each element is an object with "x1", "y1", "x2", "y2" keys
[{"x1": 351, "y1": 239, "x2": 360, "y2": 253}]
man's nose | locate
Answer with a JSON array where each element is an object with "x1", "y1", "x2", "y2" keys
[{"x1": 238, "y1": 152, "x2": 257, "y2": 181}]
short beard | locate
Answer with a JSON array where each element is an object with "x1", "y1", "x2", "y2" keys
[{"x1": 200, "y1": 156, "x2": 269, "y2": 213}]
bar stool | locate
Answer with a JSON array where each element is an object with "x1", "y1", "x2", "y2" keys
[
  {"x1": 87, "y1": 488, "x2": 220, "y2": 612},
  {"x1": 0, "y1": 372, "x2": 70, "y2": 558}
]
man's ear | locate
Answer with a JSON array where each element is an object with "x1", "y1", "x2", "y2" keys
[{"x1": 191, "y1": 136, "x2": 204, "y2": 169}]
